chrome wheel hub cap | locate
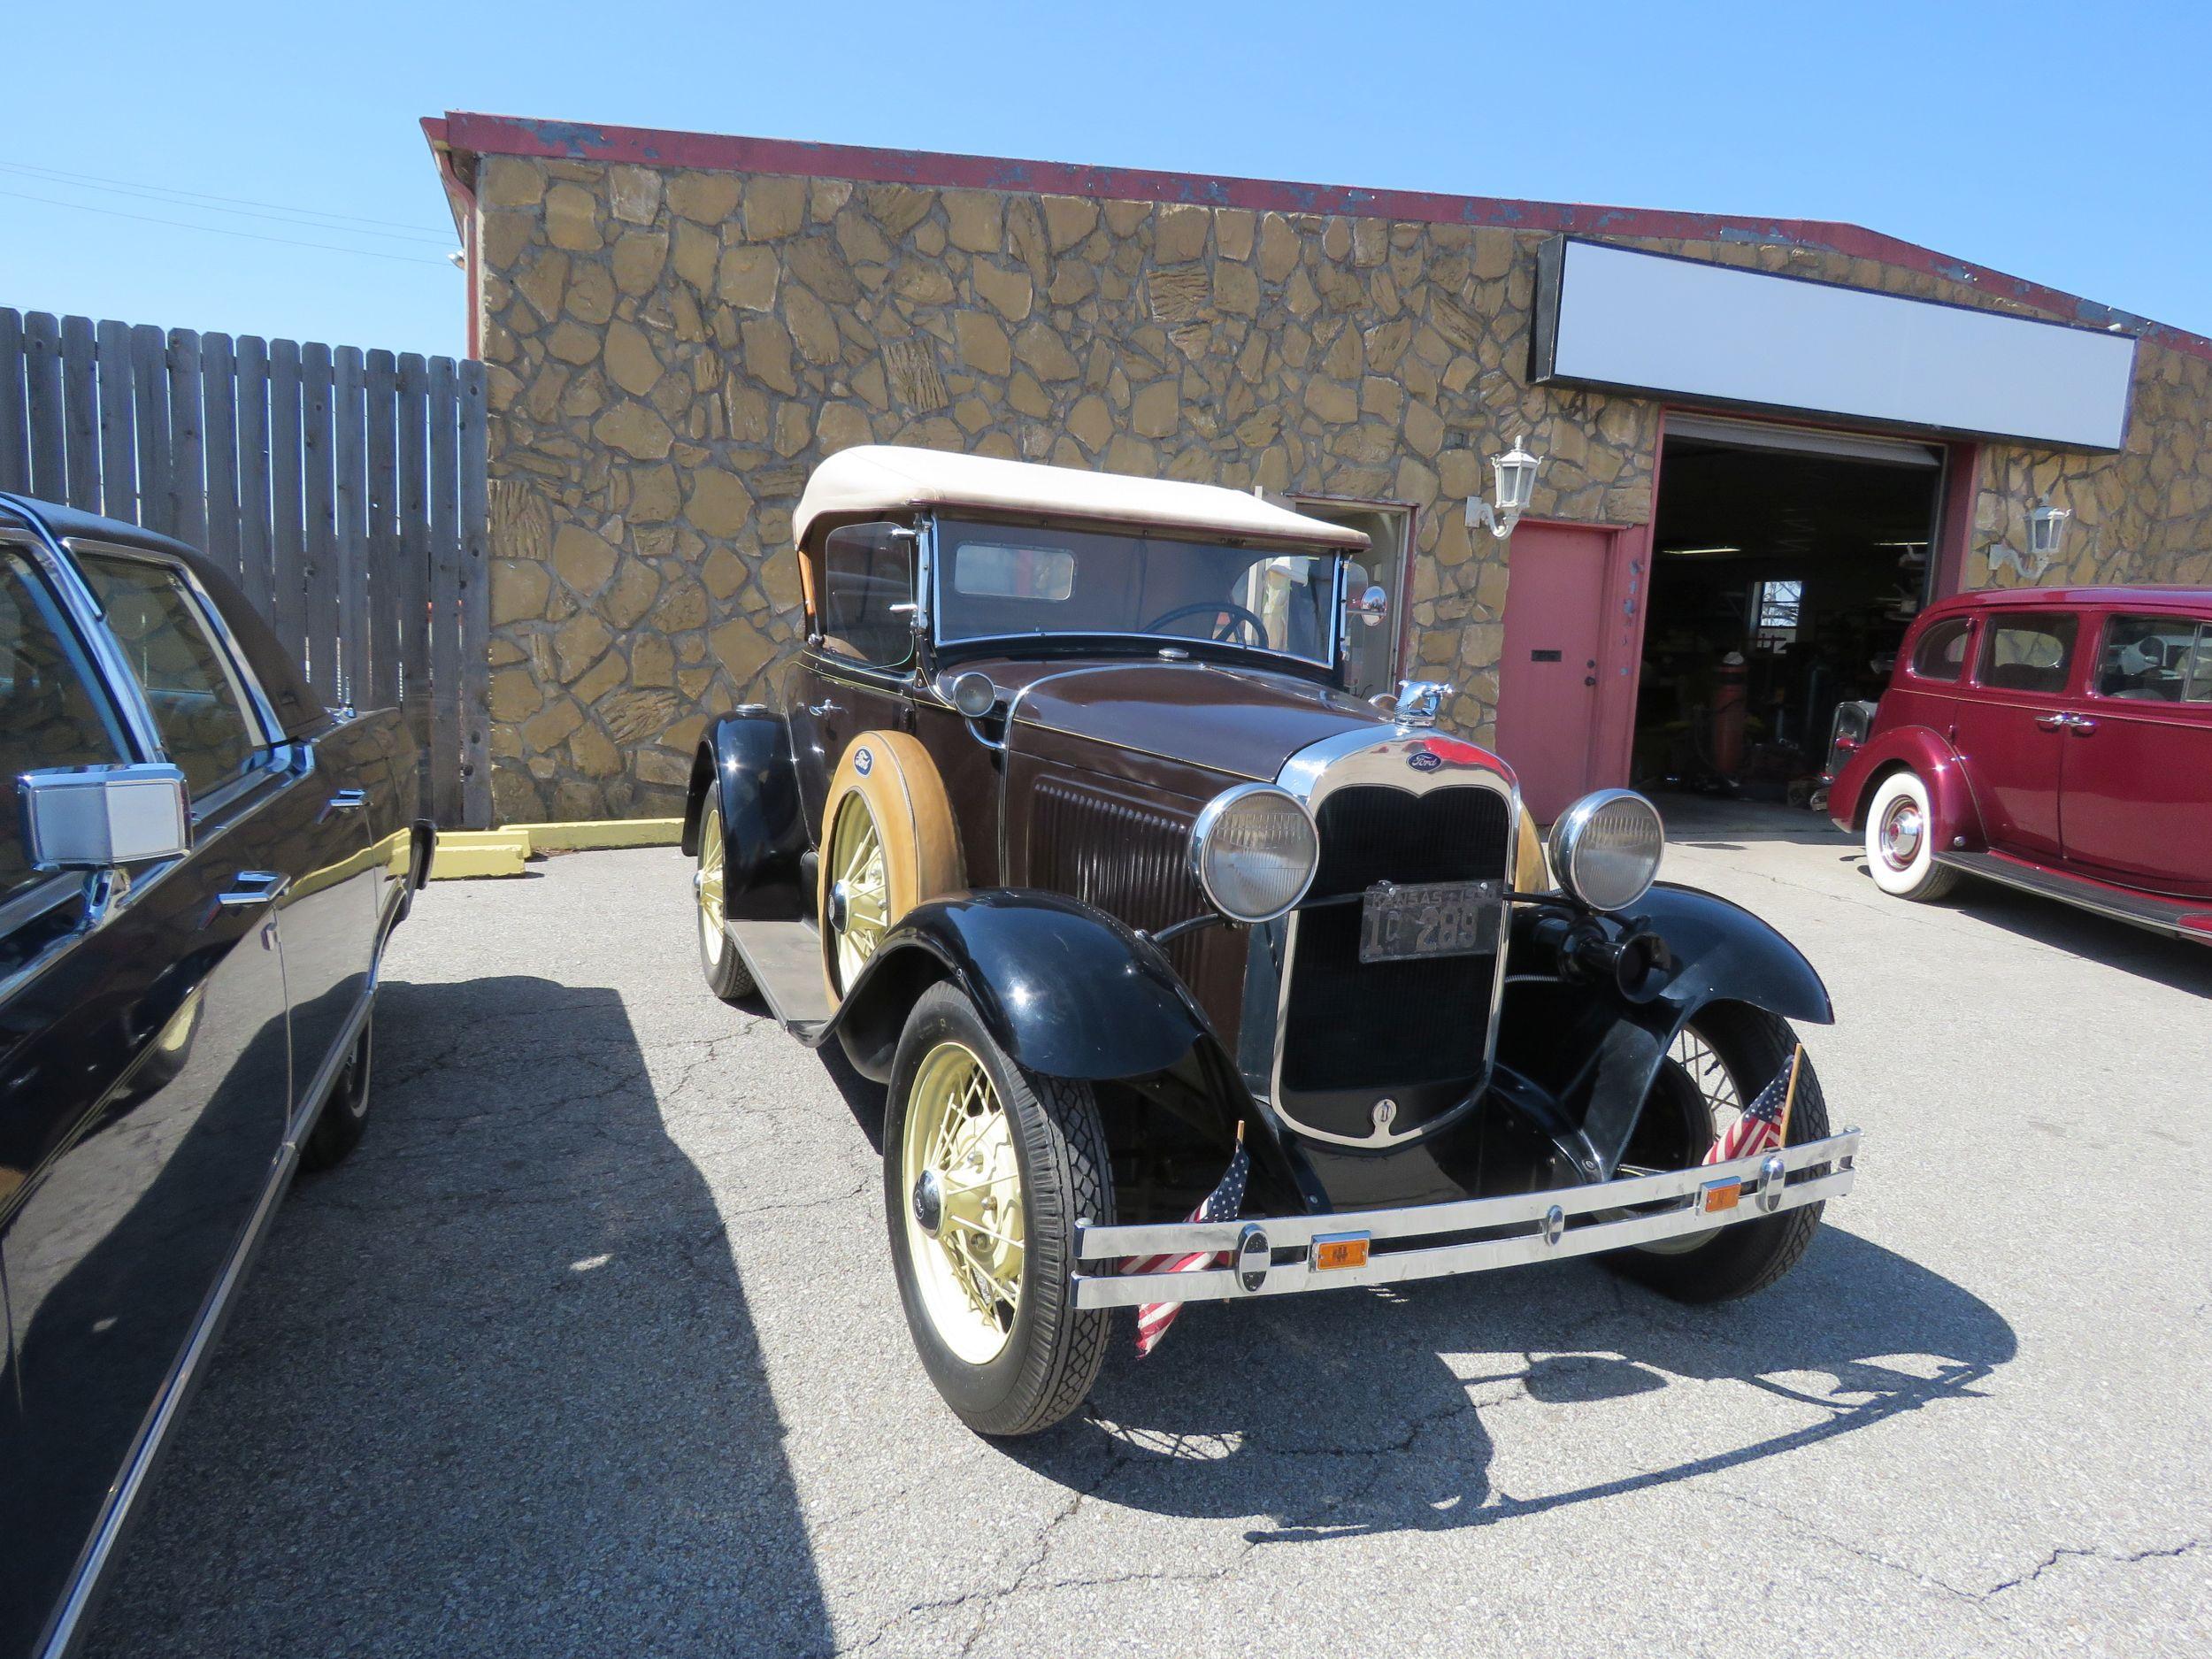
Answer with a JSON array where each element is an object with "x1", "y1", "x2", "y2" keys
[
  {"x1": 911, "y1": 1167, "x2": 945, "y2": 1235},
  {"x1": 1880, "y1": 803, "x2": 1924, "y2": 868}
]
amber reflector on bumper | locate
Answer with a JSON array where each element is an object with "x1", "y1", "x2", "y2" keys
[{"x1": 1310, "y1": 1233, "x2": 1371, "y2": 1271}]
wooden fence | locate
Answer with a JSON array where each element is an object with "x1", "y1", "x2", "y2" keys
[{"x1": 0, "y1": 308, "x2": 490, "y2": 827}]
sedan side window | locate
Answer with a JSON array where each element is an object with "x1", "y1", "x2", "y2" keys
[
  {"x1": 2095, "y1": 614, "x2": 2200, "y2": 703},
  {"x1": 818, "y1": 523, "x2": 916, "y2": 670},
  {"x1": 1909, "y1": 618, "x2": 1971, "y2": 681},
  {"x1": 1977, "y1": 614, "x2": 2078, "y2": 695},
  {"x1": 2185, "y1": 626, "x2": 2212, "y2": 703},
  {"x1": 0, "y1": 551, "x2": 127, "y2": 906},
  {"x1": 75, "y1": 556, "x2": 261, "y2": 798}
]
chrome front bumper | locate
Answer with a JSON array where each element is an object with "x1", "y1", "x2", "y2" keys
[{"x1": 1071, "y1": 1129, "x2": 1860, "y2": 1310}]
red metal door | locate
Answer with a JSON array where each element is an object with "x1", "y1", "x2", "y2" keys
[
  {"x1": 1495, "y1": 523, "x2": 1610, "y2": 821},
  {"x1": 2056, "y1": 610, "x2": 2212, "y2": 896},
  {"x1": 1949, "y1": 610, "x2": 2079, "y2": 859}
]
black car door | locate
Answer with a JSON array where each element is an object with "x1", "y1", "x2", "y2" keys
[
  {"x1": 0, "y1": 540, "x2": 295, "y2": 1659},
  {"x1": 74, "y1": 549, "x2": 375, "y2": 1114}
]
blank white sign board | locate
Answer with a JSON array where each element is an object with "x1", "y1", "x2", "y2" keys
[{"x1": 1534, "y1": 239, "x2": 2137, "y2": 451}]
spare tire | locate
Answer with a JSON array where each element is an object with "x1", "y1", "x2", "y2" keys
[{"x1": 818, "y1": 730, "x2": 962, "y2": 1005}]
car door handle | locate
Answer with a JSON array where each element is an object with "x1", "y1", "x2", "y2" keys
[
  {"x1": 326, "y1": 788, "x2": 368, "y2": 812},
  {"x1": 805, "y1": 700, "x2": 843, "y2": 718},
  {"x1": 2033, "y1": 713, "x2": 2068, "y2": 731},
  {"x1": 216, "y1": 871, "x2": 293, "y2": 910},
  {"x1": 2066, "y1": 716, "x2": 2098, "y2": 736}
]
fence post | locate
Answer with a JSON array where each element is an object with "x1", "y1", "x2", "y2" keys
[{"x1": 457, "y1": 360, "x2": 490, "y2": 829}]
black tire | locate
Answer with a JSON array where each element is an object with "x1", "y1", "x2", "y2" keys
[
  {"x1": 1606, "y1": 1002, "x2": 1830, "y2": 1303},
  {"x1": 696, "y1": 799, "x2": 757, "y2": 1002},
  {"x1": 301, "y1": 1008, "x2": 373, "y2": 1172},
  {"x1": 884, "y1": 982, "x2": 1112, "y2": 1437}
]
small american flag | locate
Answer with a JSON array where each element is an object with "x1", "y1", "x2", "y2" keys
[
  {"x1": 1703, "y1": 1046, "x2": 1801, "y2": 1166},
  {"x1": 1128, "y1": 1137, "x2": 1249, "y2": 1357}
]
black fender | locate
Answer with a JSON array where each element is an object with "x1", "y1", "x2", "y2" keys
[
  {"x1": 682, "y1": 708, "x2": 807, "y2": 922},
  {"x1": 819, "y1": 889, "x2": 1219, "y2": 1084},
  {"x1": 1498, "y1": 883, "x2": 1832, "y2": 1180}
]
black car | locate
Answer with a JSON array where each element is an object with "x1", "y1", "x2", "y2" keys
[{"x1": 0, "y1": 495, "x2": 431, "y2": 1659}]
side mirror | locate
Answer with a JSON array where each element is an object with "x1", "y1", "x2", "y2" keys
[
  {"x1": 1348, "y1": 583, "x2": 1389, "y2": 627},
  {"x1": 20, "y1": 764, "x2": 191, "y2": 871}
]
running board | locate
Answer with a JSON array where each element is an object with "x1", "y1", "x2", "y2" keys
[
  {"x1": 726, "y1": 916, "x2": 838, "y2": 1029},
  {"x1": 1936, "y1": 851, "x2": 2212, "y2": 942}
]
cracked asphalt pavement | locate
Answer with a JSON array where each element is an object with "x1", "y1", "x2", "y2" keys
[{"x1": 86, "y1": 801, "x2": 2210, "y2": 1656}]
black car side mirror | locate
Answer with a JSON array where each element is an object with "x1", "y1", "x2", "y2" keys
[{"x1": 20, "y1": 764, "x2": 191, "y2": 870}]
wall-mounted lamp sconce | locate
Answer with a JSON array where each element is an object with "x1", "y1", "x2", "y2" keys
[
  {"x1": 1464, "y1": 434, "x2": 1542, "y2": 540},
  {"x1": 1987, "y1": 498, "x2": 2071, "y2": 580}
]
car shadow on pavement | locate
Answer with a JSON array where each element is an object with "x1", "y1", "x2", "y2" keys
[
  {"x1": 1005, "y1": 1223, "x2": 2015, "y2": 1545},
  {"x1": 1933, "y1": 880, "x2": 2212, "y2": 997},
  {"x1": 84, "y1": 975, "x2": 837, "y2": 1659}
]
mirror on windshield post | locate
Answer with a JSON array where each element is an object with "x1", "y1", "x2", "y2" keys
[{"x1": 1348, "y1": 583, "x2": 1389, "y2": 626}]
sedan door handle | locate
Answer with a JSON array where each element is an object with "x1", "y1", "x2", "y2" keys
[
  {"x1": 326, "y1": 788, "x2": 368, "y2": 812},
  {"x1": 2033, "y1": 713, "x2": 2068, "y2": 731},
  {"x1": 216, "y1": 871, "x2": 293, "y2": 910},
  {"x1": 2066, "y1": 716, "x2": 2099, "y2": 736},
  {"x1": 805, "y1": 700, "x2": 843, "y2": 718}
]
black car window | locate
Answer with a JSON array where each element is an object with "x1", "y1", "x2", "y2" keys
[
  {"x1": 1, "y1": 550, "x2": 127, "y2": 907},
  {"x1": 1909, "y1": 618, "x2": 1971, "y2": 682},
  {"x1": 75, "y1": 555, "x2": 260, "y2": 798},
  {"x1": 818, "y1": 523, "x2": 915, "y2": 670},
  {"x1": 2094, "y1": 614, "x2": 2200, "y2": 703},
  {"x1": 1977, "y1": 613, "x2": 2078, "y2": 695}
]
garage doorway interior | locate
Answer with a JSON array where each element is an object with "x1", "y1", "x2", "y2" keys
[{"x1": 1633, "y1": 416, "x2": 1946, "y2": 803}]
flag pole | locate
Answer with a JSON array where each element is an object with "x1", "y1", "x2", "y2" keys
[{"x1": 1775, "y1": 1044, "x2": 1804, "y2": 1146}]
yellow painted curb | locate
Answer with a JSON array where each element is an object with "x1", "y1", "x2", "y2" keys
[
  {"x1": 526, "y1": 817, "x2": 684, "y2": 852},
  {"x1": 429, "y1": 829, "x2": 531, "y2": 879}
]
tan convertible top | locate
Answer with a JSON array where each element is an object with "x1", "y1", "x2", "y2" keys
[{"x1": 792, "y1": 445, "x2": 1371, "y2": 553}]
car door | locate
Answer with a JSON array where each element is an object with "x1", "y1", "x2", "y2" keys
[
  {"x1": 787, "y1": 522, "x2": 918, "y2": 844},
  {"x1": 2057, "y1": 609, "x2": 2212, "y2": 896},
  {"x1": 0, "y1": 536, "x2": 293, "y2": 1659},
  {"x1": 73, "y1": 549, "x2": 376, "y2": 1115},
  {"x1": 1947, "y1": 610, "x2": 2079, "y2": 859}
]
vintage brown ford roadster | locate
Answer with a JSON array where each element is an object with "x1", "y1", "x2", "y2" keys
[{"x1": 681, "y1": 446, "x2": 1858, "y2": 1435}]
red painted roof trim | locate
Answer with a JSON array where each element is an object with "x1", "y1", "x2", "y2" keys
[{"x1": 426, "y1": 111, "x2": 2212, "y2": 365}]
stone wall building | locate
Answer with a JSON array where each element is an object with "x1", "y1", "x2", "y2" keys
[{"x1": 423, "y1": 112, "x2": 2212, "y2": 826}]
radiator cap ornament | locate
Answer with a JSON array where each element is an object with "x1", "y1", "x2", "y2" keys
[{"x1": 1392, "y1": 680, "x2": 1451, "y2": 727}]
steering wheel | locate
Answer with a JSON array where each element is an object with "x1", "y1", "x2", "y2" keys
[{"x1": 1141, "y1": 600, "x2": 1269, "y2": 648}]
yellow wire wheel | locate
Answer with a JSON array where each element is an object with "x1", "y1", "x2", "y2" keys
[
  {"x1": 901, "y1": 1040, "x2": 1025, "y2": 1364},
  {"x1": 816, "y1": 731, "x2": 962, "y2": 1005},
  {"x1": 884, "y1": 982, "x2": 1114, "y2": 1437},
  {"x1": 826, "y1": 790, "x2": 890, "y2": 991},
  {"x1": 694, "y1": 797, "x2": 754, "y2": 1000}
]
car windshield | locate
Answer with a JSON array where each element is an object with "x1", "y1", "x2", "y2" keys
[{"x1": 933, "y1": 518, "x2": 1342, "y2": 666}]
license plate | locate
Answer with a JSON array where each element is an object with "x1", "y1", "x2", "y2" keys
[{"x1": 1357, "y1": 879, "x2": 1502, "y2": 964}]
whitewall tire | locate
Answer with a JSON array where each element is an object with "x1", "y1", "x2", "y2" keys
[{"x1": 1863, "y1": 772, "x2": 1960, "y2": 902}]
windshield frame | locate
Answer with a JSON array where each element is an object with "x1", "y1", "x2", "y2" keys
[{"x1": 924, "y1": 512, "x2": 1349, "y2": 679}]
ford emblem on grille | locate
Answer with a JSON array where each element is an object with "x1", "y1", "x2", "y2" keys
[{"x1": 1407, "y1": 751, "x2": 1443, "y2": 773}]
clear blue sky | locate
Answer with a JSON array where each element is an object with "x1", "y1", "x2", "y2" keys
[{"x1": 6, "y1": 0, "x2": 2207, "y2": 362}]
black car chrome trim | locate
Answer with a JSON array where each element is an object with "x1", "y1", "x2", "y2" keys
[{"x1": 1252, "y1": 727, "x2": 1522, "y2": 1148}]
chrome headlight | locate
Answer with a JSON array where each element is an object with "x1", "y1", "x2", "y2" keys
[
  {"x1": 1188, "y1": 784, "x2": 1320, "y2": 924},
  {"x1": 1548, "y1": 789, "x2": 1664, "y2": 912}
]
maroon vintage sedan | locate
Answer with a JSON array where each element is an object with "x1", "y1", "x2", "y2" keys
[{"x1": 1829, "y1": 585, "x2": 2212, "y2": 941}]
